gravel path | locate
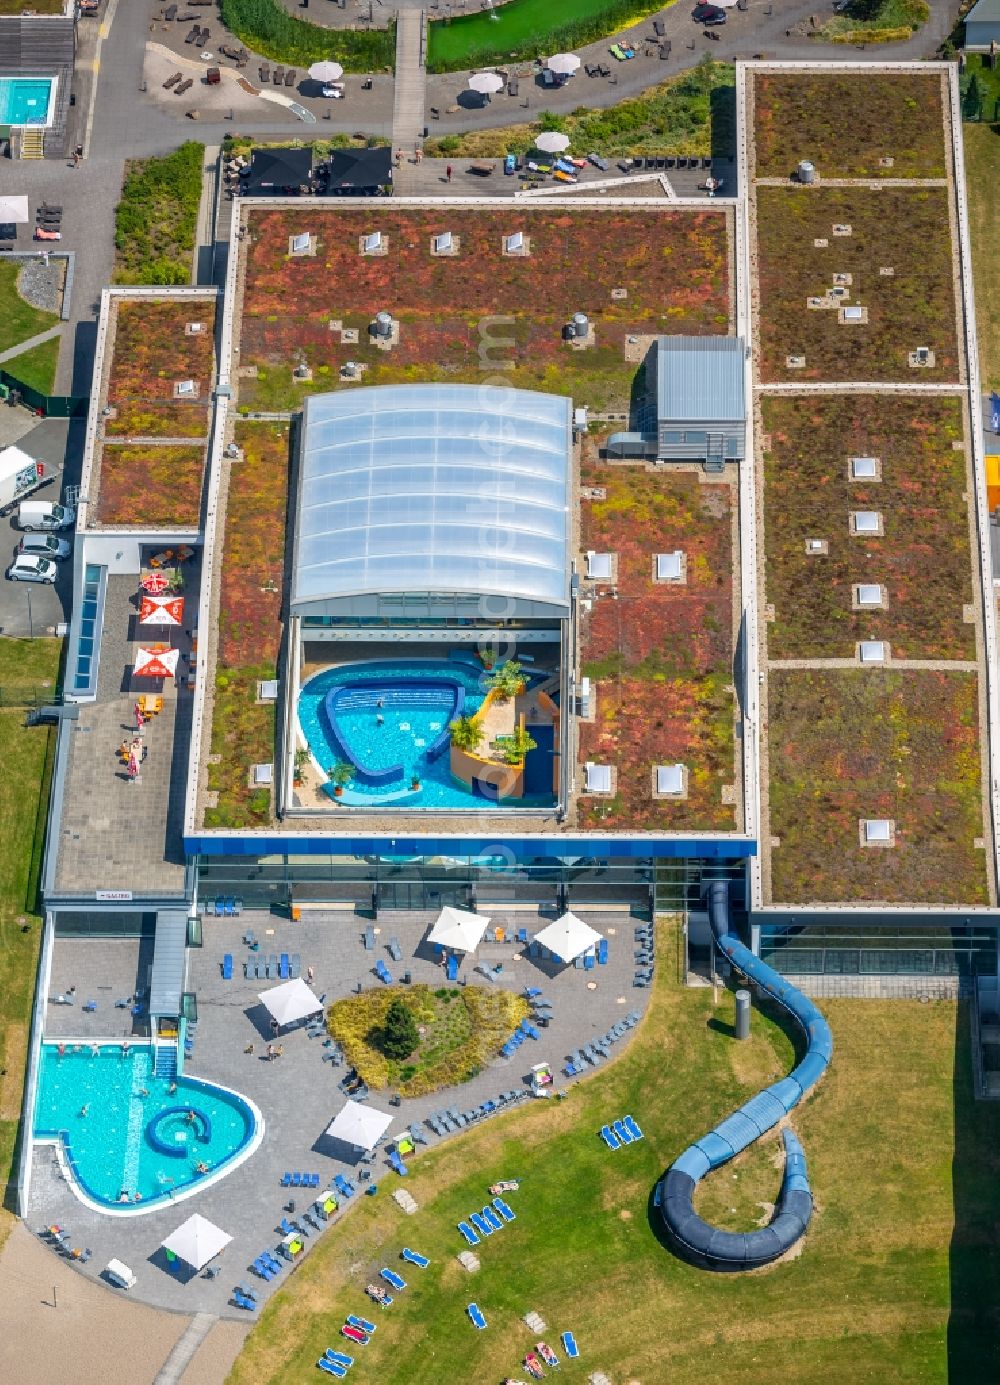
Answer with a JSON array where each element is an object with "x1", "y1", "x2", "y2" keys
[{"x1": 16, "y1": 258, "x2": 66, "y2": 315}]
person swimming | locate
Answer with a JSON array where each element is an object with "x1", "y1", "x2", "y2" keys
[{"x1": 195, "y1": 1161, "x2": 209, "y2": 1175}]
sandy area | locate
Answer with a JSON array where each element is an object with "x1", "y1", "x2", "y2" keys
[{"x1": 0, "y1": 1221, "x2": 191, "y2": 1385}]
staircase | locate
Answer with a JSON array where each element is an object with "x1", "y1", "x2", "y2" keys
[
  {"x1": 19, "y1": 128, "x2": 44, "y2": 160},
  {"x1": 704, "y1": 433, "x2": 726, "y2": 473},
  {"x1": 153, "y1": 1043, "x2": 178, "y2": 1080}
]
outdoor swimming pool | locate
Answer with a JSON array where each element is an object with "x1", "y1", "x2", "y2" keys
[
  {"x1": 299, "y1": 659, "x2": 553, "y2": 809},
  {"x1": 33, "y1": 1044, "x2": 261, "y2": 1212},
  {"x1": 0, "y1": 77, "x2": 55, "y2": 127}
]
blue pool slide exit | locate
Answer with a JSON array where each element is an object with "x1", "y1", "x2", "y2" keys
[{"x1": 657, "y1": 882, "x2": 833, "y2": 1271}]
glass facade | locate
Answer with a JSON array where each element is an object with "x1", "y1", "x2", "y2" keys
[{"x1": 759, "y1": 922, "x2": 998, "y2": 978}]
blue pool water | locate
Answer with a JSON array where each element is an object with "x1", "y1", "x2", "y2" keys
[
  {"x1": 299, "y1": 659, "x2": 553, "y2": 809},
  {"x1": 0, "y1": 78, "x2": 53, "y2": 127},
  {"x1": 33, "y1": 1044, "x2": 258, "y2": 1209}
]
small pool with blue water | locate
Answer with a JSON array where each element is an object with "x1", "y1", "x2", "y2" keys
[
  {"x1": 299, "y1": 659, "x2": 553, "y2": 809},
  {"x1": 0, "y1": 78, "x2": 54, "y2": 127},
  {"x1": 33, "y1": 1044, "x2": 260, "y2": 1211}
]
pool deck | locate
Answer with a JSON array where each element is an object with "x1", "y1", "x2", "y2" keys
[{"x1": 30, "y1": 907, "x2": 650, "y2": 1316}]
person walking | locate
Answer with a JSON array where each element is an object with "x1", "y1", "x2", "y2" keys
[{"x1": 446, "y1": 164, "x2": 453, "y2": 182}]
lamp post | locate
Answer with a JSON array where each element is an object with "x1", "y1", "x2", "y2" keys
[{"x1": 25, "y1": 585, "x2": 33, "y2": 639}]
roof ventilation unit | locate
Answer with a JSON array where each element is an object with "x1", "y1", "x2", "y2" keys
[
  {"x1": 363, "y1": 230, "x2": 383, "y2": 253},
  {"x1": 862, "y1": 818, "x2": 894, "y2": 846},
  {"x1": 290, "y1": 232, "x2": 311, "y2": 255},
  {"x1": 858, "y1": 641, "x2": 887, "y2": 665},
  {"x1": 252, "y1": 763, "x2": 274, "y2": 786},
  {"x1": 505, "y1": 231, "x2": 525, "y2": 254},
  {"x1": 433, "y1": 230, "x2": 453, "y2": 254},
  {"x1": 572, "y1": 312, "x2": 589, "y2": 338},
  {"x1": 371, "y1": 310, "x2": 394, "y2": 338},
  {"x1": 855, "y1": 583, "x2": 884, "y2": 608},
  {"x1": 586, "y1": 550, "x2": 613, "y2": 581},
  {"x1": 850, "y1": 456, "x2": 879, "y2": 481},
  {"x1": 174, "y1": 379, "x2": 196, "y2": 397},
  {"x1": 797, "y1": 160, "x2": 816, "y2": 184},
  {"x1": 850, "y1": 510, "x2": 882, "y2": 535},
  {"x1": 584, "y1": 762, "x2": 613, "y2": 795},
  {"x1": 656, "y1": 763, "x2": 686, "y2": 796},
  {"x1": 656, "y1": 551, "x2": 684, "y2": 582}
]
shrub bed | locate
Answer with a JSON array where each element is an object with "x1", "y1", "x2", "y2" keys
[
  {"x1": 327, "y1": 984, "x2": 529, "y2": 1097},
  {"x1": 96, "y1": 444, "x2": 207, "y2": 528},
  {"x1": 220, "y1": 0, "x2": 395, "y2": 70},
  {"x1": 113, "y1": 143, "x2": 204, "y2": 286}
]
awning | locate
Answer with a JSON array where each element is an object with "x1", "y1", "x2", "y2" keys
[
  {"x1": 426, "y1": 906, "x2": 491, "y2": 953},
  {"x1": 0, "y1": 195, "x2": 29, "y2": 223},
  {"x1": 134, "y1": 646, "x2": 179, "y2": 679},
  {"x1": 148, "y1": 910, "x2": 188, "y2": 1017},
  {"x1": 326, "y1": 1100, "x2": 392, "y2": 1151},
  {"x1": 532, "y1": 911, "x2": 604, "y2": 964},
  {"x1": 161, "y1": 1214, "x2": 232, "y2": 1271},
  {"x1": 139, "y1": 594, "x2": 184, "y2": 626},
  {"x1": 259, "y1": 977, "x2": 323, "y2": 1027}
]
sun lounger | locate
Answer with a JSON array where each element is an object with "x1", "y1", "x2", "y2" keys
[
  {"x1": 279, "y1": 953, "x2": 289, "y2": 979},
  {"x1": 221, "y1": 953, "x2": 233, "y2": 980},
  {"x1": 633, "y1": 976, "x2": 650, "y2": 988},
  {"x1": 364, "y1": 925, "x2": 375, "y2": 950},
  {"x1": 325, "y1": 1351, "x2": 353, "y2": 1369},
  {"x1": 600, "y1": 1125, "x2": 620, "y2": 1150},
  {"x1": 387, "y1": 936, "x2": 403, "y2": 961},
  {"x1": 375, "y1": 959, "x2": 392, "y2": 984},
  {"x1": 381, "y1": 1267, "x2": 406, "y2": 1291},
  {"x1": 409, "y1": 1123, "x2": 428, "y2": 1146},
  {"x1": 469, "y1": 1212, "x2": 492, "y2": 1237},
  {"x1": 184, "y1": 25, "x2": 199, "y2": 42},
  {"x1": 468, "y1": 1302, "x2": 487, "y2": 1330},
  {"x1": 265, "y1": 954, "x2": 276, "y2": 978},
  {"x1": 482, "y1": 1206, "x2": 503, "y2": 1232},
  {"x1": 317, "y1": 1360, "x2": 347, "y2": 1379},
  {"x1": 401, "y1": 1248, "x2": 430, "y2": 1267},
  {"x1": 598, "y1": 939, "x2": 608, "y2": 965},
  {"x1": 347, "y1": 1313, "x2": 376, "y2": 1335},
  {"x1": 289, "y1": 952, "x2": 301, "y2": 979},
  {"x1": 458, "y1": 1221, "x2": 479, "y2": 1245},
  {"x1": 446, "y1": 954, "x2": 459, "y2": 982},
  {"x1": 388, "y1": 1150, "x2": 408, "y2": 1176},
  {"x1": 341, "y1": 1325, "x2": 368, "y2": 1345},
  {"x1": 492, "y1": 1196, "x2": 516, "y2": 1222},
  {"x1": 624, "y1": 1114, "x2": 643, "y2": 1141},
  {"x1": 613, "y1": 1119, "x2": 632, "y2": 1145}
]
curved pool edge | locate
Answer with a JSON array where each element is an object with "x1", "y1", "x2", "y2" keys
[{"x1": 32, "y1": 1059, "x2": 266, "y2": 1219}]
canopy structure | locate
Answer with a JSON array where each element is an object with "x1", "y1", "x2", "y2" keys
[
  {"x1": 292, "y1": 384, "x2": 572, "y2": 620},
  {"x1": 533, "y1": 911, "x2": 604, "y2": 964},
  {"x1": 139, "y1": 594, "x2": 184, "y2": 626},
  {"x1": 547, "y1": 53, "x2": 581, "y2": 75},
  {"x1": 134, "y1": 646, "x2": 179, "y2": 679},
  {"x1": 426, "y1": 906, "x2": 491, "y2": 954},
  {"x1": 161, "y1": 1214, "x2": 232, "y2": 1271},
  {"x1": 469, "y1": 72, "x2": 504, "y2": 94},
  {"x1": 0, "y1": 195, "x2": 29, "y2": 223},
  {"x1": 327, "y1": 1100, "x2": 393, "y2": 1151},
  {"x1": 259, "y1": 977, "x2": 323, "y2": 1028},
  {"x1": 535, "y1": 131, "x2": 570, "y2": 153},
  {"x1": 141, "y1": 572, "x2": 170, "y2": 595},
  {"x1": 309, "y1": 59, "x2": 343, "y2": 82}
]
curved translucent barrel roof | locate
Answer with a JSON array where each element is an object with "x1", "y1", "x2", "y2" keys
[{"x1": 292, "y1": 385, "x2": 572, "y2": 615}]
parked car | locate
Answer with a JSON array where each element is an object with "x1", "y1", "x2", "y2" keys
[
  {"x1": 7, "y1": 552, "x2": 57, "y2": 584},
  {"x1": 693, "y1": 3, "x2": 727, "y2": 21},
  {"x1": 19, "y1": 532, "x2": 71, "y2": 561},
  {"x1": 587, "y1": 153, "x2": 610, "y2": 171},
  {"x1": 18, "y1": 499, "x2": 75, "y2": 531}
]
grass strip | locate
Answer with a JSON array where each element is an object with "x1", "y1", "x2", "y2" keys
[
  {"x1": 0, "y1": 263, "x2": 58, "y2": 357},
  {"x1": 2, "y1": 334, "x2": 61, "y2": 397},
  {"x1": 220, "y1": 0, "x2": 395, "y2": 71}
]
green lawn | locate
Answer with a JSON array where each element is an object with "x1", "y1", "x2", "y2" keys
[
  {"x1": 219, "y1": 0, "x2": 395, "y2": 71},
  {"x1": 815, "y1": 0, "x2": 928, "y2": 42},
  {"x1": 226, "y1": 920, "x2": 1000, "y2": 1384},
  {"x1": 427, "y1": 0, "x2": 669, "y2": 72},
  {"x1": 964, "y1": 122, "x2": 1000, "y2": 391},
  {"x1": 3, "y1": 333, "x2": 61, "y2": 396},
  {"x1": 0, "y1": 263, "x2": 58, "y2": 357},
  {"x1": 0, "y1": 638, "x2": 61, "y2": 1242}
]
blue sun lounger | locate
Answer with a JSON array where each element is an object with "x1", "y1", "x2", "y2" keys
[
  {"x1": 317, "y1": 1357, "x2": 346, "y2": 1378},
  {"x1": 600, "y1": 1125, "x2": 620, "y2": 1150},
  {"x1": 492, "y1": 1196, "x2": 516, "y2": 1222},
  {"x1": 325, "y1": 1350, "x2": 353, "y2": 1368},
  {"x1": 561, "y1": 1330, "x2": 580, "y2": 1359},
  {"x1": 468, "y1": 1302, "x2": 487, "y2": 1330},
  {"x1": 222, "y1": 954, "x2": 233, "y2": 980},
  {"x1": 347, "y1": 1313, "x2": 377, "y2": 1335},
  {"x1": 613, "y1": 1118, "x2": 632, "y2": 1145},
  {"x1": 233, "y1": 1290, "x2": 256, "y2": 1311},
  {"x1": 381, "y1": 1267, "x2": 406, "y2": 1291},
  {"x1": 401, "y1": 1247, "x2": 429, "y2": 1267},
  {"x1": 624, "y1": 1114, "x2": 643, "y2": 1140},
  {"x1": 482, "y1": 1205, "x2": 503, "y2": 1232},
  {"x1": 333, "y1": 1174, "x2": 355, "y2": 1197},
  {"x1": 388, "y1": 1150, "x2": 408, "y2": 1176},
  {"x1": 279, "y1": 953, "x2": 290, "y2": 979},
  {"x1": 446, "y1": 954, "x2": 459, "y2": 982},
  {"x1": 469, "y1": 1212, "x2": 492, "y2": 1237},
  {"x1": 458, "y1": 1221, "x2": 479, "y2": 1245}
]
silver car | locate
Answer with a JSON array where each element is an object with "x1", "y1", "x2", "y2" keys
[
  {"x1": 19, "y1": 532, "x2": 71, "y2": 561},
  {"x1": 7, "y1": 552, "x2": 57, "y2": 583}
]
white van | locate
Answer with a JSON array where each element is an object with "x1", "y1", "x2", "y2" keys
[
  {"x1": 104, "y1": 1258, "x2": 136, "y2": 1290},
  {"x1": 18, "y1": 499, "x2": 75, "y2": 532}
]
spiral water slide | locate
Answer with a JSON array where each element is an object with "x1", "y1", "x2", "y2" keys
[{"x1": 657, "y1": 881, "x2": 833, "y2": 1271}]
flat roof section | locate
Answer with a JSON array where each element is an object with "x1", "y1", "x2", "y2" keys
[
  {"x1": 292, "y1": 385, "x2": 572, "y2": 616},
  {"x1": 656, "y1": 335, "x2": 746, "y2": 424}
]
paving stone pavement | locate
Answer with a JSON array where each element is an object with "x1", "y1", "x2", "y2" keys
[
  {"x1": 782, "y1": 973, "x2": 969, "y2": 1001},
  {"x1": 29, "y1": 906, "x2": 651, "y2": 1316}
]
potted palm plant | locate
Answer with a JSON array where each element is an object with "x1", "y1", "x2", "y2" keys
[
  {"x1": 501, "y1": 726, "x2": 537, "y2": 765},
  {"x1": 329, "y1": 762, "x2": 353, "y2": 797},
  {"x1": 293, "y1": 747, "x2": 309, "y2": 786},
  {"x1": 485, "y1": 660, "x2": 526, "y2": 701},
  {"x1": 449, "y1": 715, "x2": 483, "y2": 754}
]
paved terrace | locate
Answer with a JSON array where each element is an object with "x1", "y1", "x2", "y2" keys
[
  {"x1": 30, "y1": 906, "x2": 650, "y2": 1316},
  {"x1": 51, "y1": 575, "x2": 193, "y2": 899}
]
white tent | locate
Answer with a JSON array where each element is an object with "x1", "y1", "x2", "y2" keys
[
  {"x1": 533, "y1": 911, "x2": 604, "y2": 964},
  {"x1": 326, "y1": 1100, "x2": 393, "y2": 1151},
  {"x1": 426, "y1": 905, "x2": 491, "y2": 953},
  {"x1": 259, "y1": 977, "x2": 323, "y2": 1028},
  {"x1": 535, "y1": 131, "x2": 570, "y2": 154},
  {"x1": 469, "y1": 72, "x2": 504, "y2": 94},
  {"x1": 0, "y1": 195, "x2": 29, "y2": 223},
  {"x1": 547, "y1": 53, "x2": 581, "y2": 76},
  {"x1": 161, "y1": 1213, "x2": 232, "y2": 1272}
]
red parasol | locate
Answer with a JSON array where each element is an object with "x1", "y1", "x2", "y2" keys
[
  {"x1": 139, "y1": 594, "x2": 184, "y2": 626},
  {"x1": 134, "y1": 646, "x2": 179, "y2": 679},
  {"x1": 141, "y1": 573, "x2": 170, "y2": 595}
]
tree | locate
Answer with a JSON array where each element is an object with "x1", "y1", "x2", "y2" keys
[
  {"x1": 382, "y1": 998, "x2": 420, "y2": 1060},
  {"x1": 485, "y1": 660, "x2": 526, "y2": 701}
]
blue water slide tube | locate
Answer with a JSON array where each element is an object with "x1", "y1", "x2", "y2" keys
[{"x1": 657, "y1": 881, "x2": 832, "y2": 1271}]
